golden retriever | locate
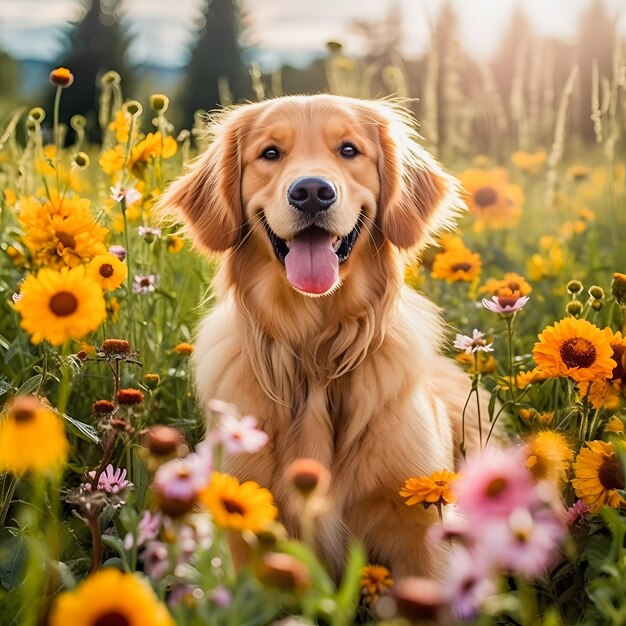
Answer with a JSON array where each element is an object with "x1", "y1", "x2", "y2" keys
[{"x1": 158, "y1": 95, "x2": 483, "y2": 581}]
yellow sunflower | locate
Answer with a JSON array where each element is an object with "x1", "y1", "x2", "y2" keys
[
  {"x1": 88, "y1": 253, "x2": 128, "y2": 291},
  {"x1": 431, "y1": 246, "x2": 481, "y2": 283},
  {"x1": 511, "y1": 149, "x2": 547, "y2": 175},
  {"x1": 532, "y1": 318, "x2": 615, "y2": 383},
  {"x1": 527, "y1": 242, "x2": 565, "y2": 282},
  {"x1": 108, "y1": 109, "x2": 132, "y2": 143},
  {"x1": 199, "y1": 472, "x2": 278, "y2": 533},
  {"x1": 458, "y1": 167, "x2": 524, "y2": 231},
  {"x1": 19, "y1": 194, "x2": 108, "y2": 269},
  {"x1": 49, "y1": 568, "x2": 175, "y2": 626},
  {"x1": 524, "y1": 431, "x2": 573, "y2": 482},
  {"x1": 572, "y1": 440, "x2": 625, "y2": 512},
  {"x1": 14, "y1": 266, "x2": 106, "y2": 345},
  {"x1": 399, "y1": 469, "x2": 458, "y2": 507},
  {"x1": 0, "y1": 396, "x2": 69, "y2": 475},
  {"x1": 480, "y1": 272, "x2": 532, "y2": 297},
  {"x1": 99, "y1": 145, "x2": 127, "y2": 177},
  {"x1": 128, "y1": 132, "x2": 177, "y2": 179},
  {"x1": 360, "y1": 565, "x2": 393, "y2": 606}
]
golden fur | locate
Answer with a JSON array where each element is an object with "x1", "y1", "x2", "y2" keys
[{"x1": 158, "y1": 95, "x2": 483, "y2": 580}]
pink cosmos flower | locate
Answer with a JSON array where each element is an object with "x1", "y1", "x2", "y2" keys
[
  {"x1": 152, "y1": 452, "x2": 211, "y2": 504},
  {"x1": 482, "y1": 289, "x2": 530, "y2": 314},
  {"x1": 565, "y1": 499, "x2": 591, "y2": 526},
  {"x1": 84, "y1": 464, "x2": 132, "y2": 495},
  {"x1": 455, "y1": 448, "x2": 537, "y2": 521},
  {"x1": 124, "y1": 510, "x2": 162, "y2": 550},
  {"x1": 453, "y1": 329, "x2": 494, "y2": 354},
  {"x1": 207, "y1": 399, "x2": 269, "y2": 455}
]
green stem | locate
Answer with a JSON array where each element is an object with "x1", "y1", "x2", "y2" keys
[
  {"x1": 0, "y1": 472, "x2": 18, "y2": 526},
  {"x1": 121, "y1": 197, "x2": 136, "y2": 347},
  {"x1": 56, "y1": 344, "x2": 72, "y2": 417},
  {"x1": 506, "y1": 315, "x2": 517, "y2": 404},
  {"x1": 53, "y1": 86, "x2": 63, "y2": 194}
]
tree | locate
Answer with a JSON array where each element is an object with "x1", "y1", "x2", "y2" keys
[
  {"x1": 48, "y1": 0, "x2": 132, "y2": 140},
  {"x1": 180, "y1": 0, "x2": 250, "y2": 127}
]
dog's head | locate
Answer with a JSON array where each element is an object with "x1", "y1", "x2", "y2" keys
[{"x1": 159, "y1": 95, "x2": 461, "y2": 297}]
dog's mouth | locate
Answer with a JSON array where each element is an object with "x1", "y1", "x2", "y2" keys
[{"x1": 262, "y1": 219, "x2": 361, "y2": 296}]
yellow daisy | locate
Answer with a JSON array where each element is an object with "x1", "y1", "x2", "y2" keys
[
  {"x1": 431, "y1": 246, "x2": 481, "y2": 283},
  {"x1": 88, "y1": 253, "x2": 128, "y2": 291},
  {"x1": 458, "y1": 167, "x2": 524, "y2": 231},
  {"x1": 532, "y1": 318, "x2": 615, "y2": 383},
  {"x1": 0, "y1": 396, "x2": 69, "y2": 475},
  {"x1": 99, "y1": 145, "x2": 127, "y2": 177},
  {"x1": 199, "y1": 472, "x2": 277, "y2": 533},
  {"x1": 108, "y1": 109, "x2": 132, "y2": 143},
  {"x1": 480, "y1": 272, "x2": 532, "y2": 297},
  {"x1": 524, "y1": 431, "x2": 573, "y2": 482},
  {"x1": 49, "y1": 568, "x2": 175, "y2": 626},
  {"x1": 14, "y1": 266, "x2": 106, "y2": 345},
  {"x1": 572, "y1": 440, "x2": 625, "y2": 512},
  {"x1": 128, "y1": 132, "x2": 177, "y2": 179},
  {"x1": 399, "y1": 469, "x2": 458, "y2": 507}
]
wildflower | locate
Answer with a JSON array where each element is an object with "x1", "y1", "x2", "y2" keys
[
  {"x1": 73, "y1": 152, "x2": 89, "y2": 169},
  {"x1": 141, "y1": 540, "x2": 170, "y2": 580},
  {"x1": 455, "y1": 448, "x2": 537, "y2": 520},
  {"x1": 99, "y1": 145, "x2": 126, "y2": 176},
  {"x1": 458, "y1": 167, "x2": 524, "y2": 231},
  {"x1": 565, "y1": 499, "x2": 591, "y2": 525},
  {"x1": 128, "y1": 132, "x2": 177, "y2": 179},
  {"x1": 140, "y1": 425, "x2": 187, "y2": 459},
  {"x1": 108, "y1": 110, "x2": 131, "y2": 143},
  {"x1": 49, "y1": 568, "x2": 174, "y2": 626},
  {"x1": 106, "y1": 296, "x2": 121, "y2": 321},
  {"x1": 400, "y1": 469, "x2": 458, "y2": 507},
  {"x1": 611, "y1": 272, "x2": 626, "y2": 307},
  {"x1": 199, "y1": 471, "x2": 277, "y2": 533},
  {"x1": 14, "y1": 266, "x2": 106, "y2": 345},
  {"x1": 511, "y1": 149, "x2": 547, "y2": 175},
  {"x1": 150, "y1": 94, "x2": 170, "y2": 113},
  {"x1": 257, "y1": 552, "x2": 311, "y2": 593},
  {"x1": 209, "y1": 399, "x2": 269, "y2": 455},
  {"x1": 133, "y1": 274, "x2": 158, "y2": 294},
  {"x1": 49, "y1": 66, "x2": 74, "y2": 87},
  {"x1": 524, "y1": 431, "x2": 573, "y2": 482},
  {"x1": 456, "y1": 351, "x2": 497, "y2": 374},
  {"x1": 110, "y1": 186, "x2": 142, "y2": 205},
  {"x1": 0, "y1": 396, "x2": 69, "y2": 475},
  {"x1": 447, "y1": 547, "x2": 496, "y2": 620},
  {"x1": 392, "y1": 577, "x2": 449, "y2": 623},
  {"x1": 108, "y1": 244, "x2": 126, "y2": 262},
  {"x1": 360, "y1": 565, "x2": 393, "y2": 606},
  {"x1": 527, "y1": 240, "x2": 564, "y2": 282},
  {"x1": 88, "y1": 253, "x2": 127, "y2": 291},
  {"x1": 124, "y1": 510, "x2": 162, "y2": 550},
  {"x1": 143, "y1": 373, "x2": 161, "y2": 389},
  {"x1": 567, "y1": 165, "x2": 591, "y2": 181},
  {"x1": 604, "y1": 416, "x2": 624, "y2": 434},
  {"x1": 137, "y1": 225, "x2": 162, "y2": 243},
  {"x1": 209, "y1": 586, "x2": 232, "y2": 608},
  {"x1": 480, "y1": 272, "x2": 532, "y2": 297},
  {"x1": 533, "y1": 318, "x2": 615, "y2": 383},
  {"x1": 152, "y1": 454, "x2": 211, "y2": 517},
  {"x1": 567, "y1": 280, "x2": 584, "y2": 295},
  {"x1": 85, "y1": 464, "x2": 132, "y2": 495},
  {"x1": 571, "y1": 440, "x2": 625, "y2": 512},
  {"x1": 482, "y1": 287, "x2": 529, "y2": 314},
  {"x1": 101, "y1": 339, "x2": 130, "y2": 354},
  {"x1": 117, "y1": 388, "x2": 144, "y2": 405},
  {"x1": 566, "y1": 300, "x2": 584, "y2": 316},
  {"x1": 92, "y1": 400, "x2": 115, "y2": 415},
  {"x1": 166, "y1": 234, "x2": 185, "y2": 253},
  {"x1": 173, "y1": 342, "x2": 194, "y2": 355},
  {"x1": 453, "y1": 329, "x2": 494, "y2": 355},
  {"x1": 286, "y1": 458, "x2": 331, "y2": 499},
  {"x1": 431, "y1": 246, "x2": 481, "y2": 283}
]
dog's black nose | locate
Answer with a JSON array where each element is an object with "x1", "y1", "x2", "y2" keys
[{"x1": 287, "y1": 177, "x2": 336, "y2": 214}]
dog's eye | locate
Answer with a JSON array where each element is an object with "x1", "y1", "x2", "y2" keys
[
  {"x1": 340, "y1": 143, "x2": 359, "y2": 158},
  {"x1": 261, "y1": 146, "x2": 280, "y2": 160}
]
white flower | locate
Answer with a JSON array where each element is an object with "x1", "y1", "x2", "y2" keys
[
  {"x1": 453, "y1": 329, "x2": 494, "y2": 355},
  {"x1": 110, "y1": 186, "x2": 142, "y2": 205},
  {"x1": 207, "y1": 399, "x2": 269, "y2": 455}
]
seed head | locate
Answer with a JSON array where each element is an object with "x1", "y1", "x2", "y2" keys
[
  {"x1": 566, "y1": 300, "x2": 583, "y2": 316},
  {"x1": 567, "y1": 280, "x2": 583, "y2": 295},
  {"x1": 150, "y1": 94, "x2": 169, "y2": 113}
]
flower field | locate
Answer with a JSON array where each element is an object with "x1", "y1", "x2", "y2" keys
[{"x1": 0, "y1": 55, "x2": 626, "y2": 626}]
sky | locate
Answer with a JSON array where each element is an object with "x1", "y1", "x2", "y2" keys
[{"x1": 0, "y1": 0, "x2": 625, "y2": 69}]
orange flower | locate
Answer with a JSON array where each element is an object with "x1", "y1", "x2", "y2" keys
[
  {"x1": 400, "y1": 469, "x2": 458, "y2": 507},
  {"x1": 49, "y1": 67, "x2": 74, "y2": 87}
]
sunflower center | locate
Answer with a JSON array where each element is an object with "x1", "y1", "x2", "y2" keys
[
  {"x1": 49, "y1": 291, "x2": 78, "y2": 317},
  {"x1": 485, "y1": 477, "x2": 508, "y2": 498},
  {"x1": 598, "y1": 454, "x2": 625, "y2": 491},
  {"x1": 222, "y1": 497, "x2": 246, "y2": 515},
  {"x1": 93, "y1": 611, "x2": 130, "y2": 626},
  {"x1": 12, "y1": 408, "x2": 36, "y2": 423},
  {"x1": 56, "y1": 230, "x2": 76, "y2": 249},
  {"x1": 473, "y1": 186, "x2": 498, "y2": 207},
  {"x1": 434, "y1": 480, "x2": 447, "y2": 487},
  {"x1": 451, "y1": 262, "x2": 472, "y2": 272},
  {"x1": 560, "y1": 338, "x2": 597, "y2": 369},
  {"x1": 99, "y1": 263, "x2": 114, "y2": 278}
]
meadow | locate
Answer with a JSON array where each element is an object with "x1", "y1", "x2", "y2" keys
[{"x1": 0, "y1": 44, "x2": 625, "y2": 626}]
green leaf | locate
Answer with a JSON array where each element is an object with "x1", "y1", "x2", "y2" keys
[
  {"x1": 16, "y1": 375, "x2": 42, "y2": 396},
  {"x1": 63, "y1": 414, "x2": 100, "y2": 444},
  {"x1": 600, "y1": 506, "x2": 626, "y2": 553},
  {"x1": 0, "y1": 530, "x2": 26, "y2": 591},
  {"x1": 0, "y1": 376, "x2": 12, "y2": 397},
  {"x1": 335, "y1": 541, "x2": 366, "y2": 614}
]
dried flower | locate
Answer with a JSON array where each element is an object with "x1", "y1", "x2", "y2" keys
[{"x1": 117, "y1": 388, "x2": 144, "y2": 405}]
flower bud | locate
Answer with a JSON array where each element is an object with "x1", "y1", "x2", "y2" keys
[
  {"x1": 124, "y1": 100, "x2": 142, "y2": 116},
  {"x1": 101, "y1": 70, "x2": 121, "y2": 85},
  {"x1": 28, "y1": 107, "x2": 45, "y2": 123},
  {"x1": 286, "y1": 458, "x2": 330, "y2": 499},
  {"x1": 256, "y1": 552, "x2": 310, "y2": 593},
  {"x1": 392, "y1": 577, "x2": 448, "y2": 622},
  {"x1": 73, "y1": 152, "x2": 89, "y2": 169},
  {"x1": 141, "y1": 425, "x2": 185, "y2": 457},
  {"x1": 611, "y1": 273, "x2": 626, "y2": 307},
  {"x1": 70, "y1": 114, "x2": 86, "y2": 129},
  {"x1": 566, "y1": 280, "x2": 583, "y2": 295},
  {"x1": 150, "y1": 93, "x2": 169, "y2": 113},
  {"x1": 143, "y1": 373, "x2": 160, "y2": 389},
  {"x1": 49, "y1": 67, "x2": 74, "y2": 87},
  {"x1": 591, "y1": 299, "x2": 603, "y2": 311},
  {"x1": 108, "y1": 244, "x2": 126, "y2": 262},
  {"x1": 566, "y1": 300, "x2": 583, "y2": 316},
  {"x1": 588, "y1": 285, "x2": 604, "y2": 300}
]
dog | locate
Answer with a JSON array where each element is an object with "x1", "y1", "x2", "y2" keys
[{"x1": 158, "y1": 94, "x2": 484, "y2": 581}]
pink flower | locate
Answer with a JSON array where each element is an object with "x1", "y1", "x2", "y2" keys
[
  {"x1": 207, "y1": 399, "x2": 269, "y2": 455},
  {"x1": 565, "y1": 499, "x2": 591, "y2": 525},
  {"x1": 84, "y1": 464, "x2": 132, "y2": 495},
  {"x1": 210, "y1": 585, "x2": 232, "y2": 608},
  {"x1": 140, "y1": 540, "x2": 170, "y2": 580},
  {"x1": 152, "y1": 453, "x2": 211, "y2": 504},
  {"x1": 124, "y1": 510, "x2": 162, "y2": 550},
  {"x1": 482, "y1": 289, "x2": 530, "y2": 314},
  {"x1": 453, "y1": 329, "x2": 494, "y2": 354},
  {"x1": 479, "y1": 508, "x2": 565, "y2": 578},
  {"x1": 455, "y1": 448, "x2": 537, "y2": 521}
]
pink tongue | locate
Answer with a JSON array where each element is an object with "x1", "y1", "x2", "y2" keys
[{"x1": 284, "y1": 228, "x2": 339, "y2": 295}]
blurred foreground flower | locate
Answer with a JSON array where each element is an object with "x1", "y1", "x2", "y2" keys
[
  {"x1": 208, "y1": 399, "x2": 269, "y2": 455},
  {"x1": 0, "y1": 396, "x2": 68, "y2": 475},
  {"x1": 360, "y1": 565, "x2": 393, "y2": 606},
  {"x1": 49, "y1": 568, "x2": 174, "y2": 626}
]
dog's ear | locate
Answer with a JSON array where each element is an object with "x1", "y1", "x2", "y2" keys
[
  {"x1": 374, "y1": 105, "x2": 462, "y2": 250},
  {"x1": 156, "y1": 108, "x2": 248, "y2": 253}
]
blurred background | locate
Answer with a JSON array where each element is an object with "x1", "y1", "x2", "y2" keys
[{"x1": 0, "y1": 0, "x2": 625, "y2": 159}]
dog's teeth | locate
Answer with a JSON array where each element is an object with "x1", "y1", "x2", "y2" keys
[
  {"x1": 285, "y1": 240, "x2": 291, "y2": 250},
  {"x1": 333, "y1": 238, "x2": 341, "y2": 252}
]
